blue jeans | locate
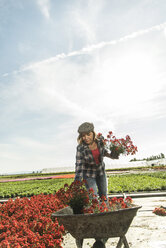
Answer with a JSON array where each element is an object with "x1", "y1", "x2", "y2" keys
[{"x1": 84, "y1": 172, "x2": 107, "y2": 198}]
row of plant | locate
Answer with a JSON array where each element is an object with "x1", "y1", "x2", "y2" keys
[
  {"x1": 0, "y1": 172, "x2": 73, "y2": 180},
  {"x1": 0, "y1": 172, "x2": 166, "y2": 199},
  {"x1": 0, "y1": 179, "x2": 73, "y2": 199},
  {"x1": 145, "y1": 172, "x2": 166, "y2": 179},
  {"x1": 108, "y1": 173, "x2": 166, "y2": 193},
  {"x1": 1, "y1": 165, "x2": 165, "y2": 180},
  {"x1": 107, "y1": 165, "x2": 166, "y2": 172}
]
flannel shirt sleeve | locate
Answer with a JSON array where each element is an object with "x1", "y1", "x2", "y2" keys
[{"x1": 75, "y1": 145, "x2": 84, "y2": 180}]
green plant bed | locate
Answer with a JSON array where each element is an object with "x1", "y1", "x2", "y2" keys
[
  {"x1": 108, "y1": 173, "x2": 166, "y2": 193},
  {"x1": 106, "y1": 165, "x2": 166, "y2": 172},
  {"x1": 0, "y1": 178, "x2": 73, "y2": 199},
  {"x1": 0, "y1": 172, "x2": 166, "y2": 199},
  {"x1": 145, "y1": 171, "x2": 166, "y2": 179}
]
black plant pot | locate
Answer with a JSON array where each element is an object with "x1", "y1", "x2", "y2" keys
[
  {"x1": 110, "y1": 149, "x2": 120, "y2": 159},
  {"x1": 72, "y1": 205, "x2": 84, "y2": 214}
]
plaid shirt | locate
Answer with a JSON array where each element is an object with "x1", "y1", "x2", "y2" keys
[{"x1": 75, "y1": 138, "x2": 108, "y2": 179}]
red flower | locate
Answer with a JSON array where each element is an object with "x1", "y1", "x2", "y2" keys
[
  {"x1": 0, "y1": 181, "x2": 134, "y2": 247},
  {"x1": 98, "y1": 131, "x2": 137, "y2": 157},
  {"x1": 0, "y1": 194, "x2": 66, "y2": 247},
  {"x1": 153, "y1": 207, "x2": 166, "y2": 216}
]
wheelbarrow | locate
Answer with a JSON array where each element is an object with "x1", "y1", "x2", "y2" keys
[{"x1": 52, "y1": 205, "x2": 141, "y2": 248}]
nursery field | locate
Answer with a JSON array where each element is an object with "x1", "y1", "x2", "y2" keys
[
  {"x1": 108, "y1": 171, "x2": 166, "y2": 193},
  {"x1": 0, "y1": 170, "x2": 166, "y2": 247},
  {"x1": 0, "y1": 171, "x2": 166, "y2": 199}
]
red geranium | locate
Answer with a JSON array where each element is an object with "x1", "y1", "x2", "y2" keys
[
  {"x1": 57, "y1": 181, "x2": 133, "y2": 215},
  {"x1": 97, "y1": 131, "x2": 138, "y2": 157},
  {"x1": 153, "y1": 206, "x2": 166, "y2": 216},
  {"x1": 0, "y1": 181, "x2": 134, "y2": 247},
  {"x1": 56, "y1": 180, "x2": 96, "y2": 214},
  {"x1": 84, "y1": 196, "x2": 133, "y2": 214},
  {"x1": 0, "y1": 195, "x2": 65, "y2": 247}
]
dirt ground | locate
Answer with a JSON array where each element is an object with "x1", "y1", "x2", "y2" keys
[{"x1": 61, "y1": 196, "x2": 166, "y2": 248}]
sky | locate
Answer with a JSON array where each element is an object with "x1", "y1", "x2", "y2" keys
[{"x1": 0, "y1": 0, "x2": 166, "y2": 174}]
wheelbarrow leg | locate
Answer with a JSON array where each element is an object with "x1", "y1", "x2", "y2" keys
[
  {"x1": 116, "y1": 237, "x2": 123, "y2": 248},
  {"x1": 76, "y1": 239, "x2": 83, "y2": 248},
  {"x1": 116, "y1": 236, "x2": 130, "y2": 248},
  {"x1": 122, "y1": 236, "x2": 130, "y2": 248}
]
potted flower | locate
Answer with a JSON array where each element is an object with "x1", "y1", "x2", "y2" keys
[
  {"x1": 153, "y1": 206, "x2": 166, "y2": 216},
  {"x1": 83, "y1": 195, "x2": 133, "y2": 214},
  {"x1": 57, "y1": 180, "x2": 95, "y2": 214},
  {"x1": 56, "y1": 181, "x2": 133, "y2": 215},
  {"x1": 52, "y1": 185, "x2": 140, "y2": 248},
  {"x1": 97, "y1": 131, "x2": 138, "y2": 158}
]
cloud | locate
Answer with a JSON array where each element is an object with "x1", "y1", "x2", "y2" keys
[
  {"x1": 164, "y1": 26, "x2": 166, "y2": 37},
  {"x1": 69, "y1": 0, "x2": 105, "y2": 44},
  {"x1": 4, "y1": 39, "x2": 163, "y2": 138},
  {"x1": 1, "y1": 18, "x2": 166, "y2": 173},
  {"x1": 2, "y1": 19, "x2": 166, "y2": 125},
  {"x1": 36, "y1": 0, "x2": 50, "y2": 20},
  {"x1": 2, "y1": 21, "x2": 166, "y2": 78},
  {"x1": 0, "y1": 140, "x2": 64, "y2": 173}
]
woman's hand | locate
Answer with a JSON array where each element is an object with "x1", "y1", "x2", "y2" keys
[
  {"x1": 110, "y1": 150, "x2": 119, "y2": 159},
  {"x1": 105, "y1": 151, "x2": 119, "y2": 159},
  {"x1": 111, "y1": 153, "x2": 119, "y2": 159}
]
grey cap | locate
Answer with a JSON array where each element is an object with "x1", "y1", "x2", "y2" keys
[{"x1": 78, "y1": 122, "x2": 94, "y2": 134}]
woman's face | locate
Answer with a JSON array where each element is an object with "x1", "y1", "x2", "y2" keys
[{"x1": 82, "y1": 132, "x2": 94, "y2": 145}]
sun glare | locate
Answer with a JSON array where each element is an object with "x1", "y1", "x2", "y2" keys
[{"x1": 98, "y1": 51, "x2": 159, "y2": 111}]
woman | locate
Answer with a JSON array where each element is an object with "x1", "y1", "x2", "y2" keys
[{"x1": 75, "y1": 122, "x2": 119, "y2": 199}]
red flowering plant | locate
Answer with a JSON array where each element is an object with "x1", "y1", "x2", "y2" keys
[
  {"x1": 56, "y1": 180, "x2": 95, "y2": 214},
  {"x1": 0, "y1": 183, "x2": 134, "y2": 247},
  {"x1": 97, "y1": 131, "x2": 138, "y2": 158},
  {"x1": 0, "y1": 194, "x2": 66, "y2": 248},
  {"x1": 84, "y1": 196, "x2": 133, "y2": 214},
  {"x1": 56, "y1": 181, "x2": 133, "y2": 215},
  {"x1": 153, "y1": 206, "x2": 166, "y2": 216}
]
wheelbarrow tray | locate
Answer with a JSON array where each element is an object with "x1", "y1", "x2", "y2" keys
[{"x1": 52, "y1": 204, "x2": 141, "y2": 240}]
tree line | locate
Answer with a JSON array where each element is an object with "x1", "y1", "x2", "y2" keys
[{"x1": 130, "y1": 153, "x2": 165, "y2": 162}]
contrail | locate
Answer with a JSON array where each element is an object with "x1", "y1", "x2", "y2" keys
[{"x1": 2, "y1": 22, "x2": 166, "y2": 77}]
